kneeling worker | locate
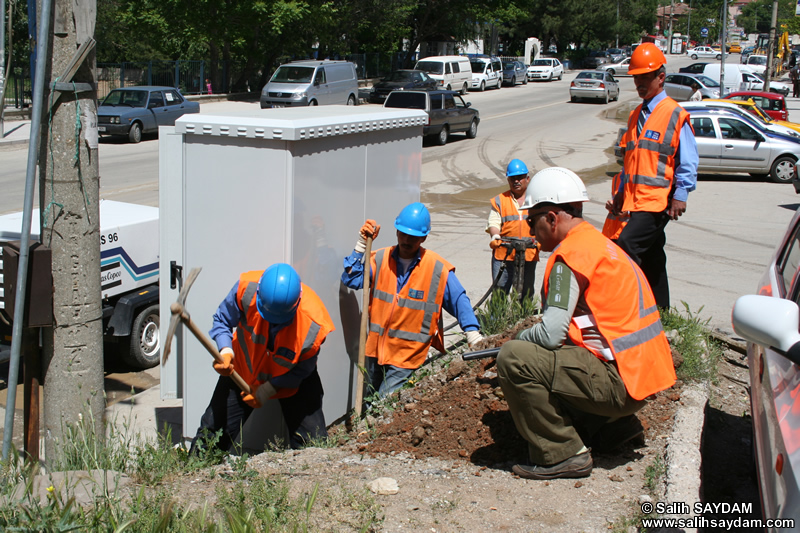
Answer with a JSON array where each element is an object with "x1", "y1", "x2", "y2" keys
[
  {"x1": 497, "y1": 168, "x2": 676, "y2": 480},
  {"x1": 342, "y1": 202, "x2": 483, "y2": 398},
  {"x1": 191, "y1": 263, "x2": 335, "y2": 453}
]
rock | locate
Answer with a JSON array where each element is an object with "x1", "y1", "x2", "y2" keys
[
  {"x1": 482, "y1": 370, "x2": 498, "y2": 380},
  {"x1": 404, "y1": 403, "x2": 417, "y2": 412},
  {"x1": 671, "y1": 346, "x2": 684, "y2": 369},
  {"x1": 420, "y1": 417, "x2": 434, "y2": 428},
  {"x1": 609, "y1": 474, "x2": 624, "y2": 482},
  {"x1": 411, "y1": 426, "x2": 426, "y2": 445},
  {"x1": 639, "y1": 494, "x2": 652, "y2": 504},
  {"x1": 367, "y1": 477, "x2": 399, "y2": 495},
  {"x1": 665, "y1": 329, "x2": 681, "y2": 343},
  {"x1": 365, "y1": 415, "x2": 377, "y2": 428},
  {"x1": 494, "y1": 387, "x2": 505, "y2": 399},
  {"x1": 447, "y1": 361, "x2": 469, "y2": 380},
  {"x1": 574, "y1": 481, "x2": 583, "y2": 488}
]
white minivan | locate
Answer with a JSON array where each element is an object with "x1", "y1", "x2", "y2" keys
[
  {"x1": 414, "y1": 56, "x2": 472, "y2": 94},
  {"x1": 469, "y1": 56, "x2": 502, "y2": 91},
  {"x1": 702, "y1": 63, "x2": 759, "y2": 96},
  {"x1": 260, "y1": 60, "x2": 359, "y2": 108}
]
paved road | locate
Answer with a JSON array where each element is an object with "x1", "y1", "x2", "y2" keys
[{"x1": 1, "y1": 54, "x2": 798, "y2": 339}]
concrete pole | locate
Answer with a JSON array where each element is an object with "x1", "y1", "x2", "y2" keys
[
  {"x1": 0, "y1": 0, "x2": 5, "y2": 137},
  {"x1": 764, "y1": 0, "x2": 779, "y2": 92},
  {"x1": 39, "y1": 0, "x2": 102, "y2": 465}
]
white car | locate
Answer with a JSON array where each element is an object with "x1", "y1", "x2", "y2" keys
[
  {"x1": 596, "y1": 57, "x2": 631, "y2": 76},
  {"x1": 744, "y1": 54, "x2": 768, "y2": 75},
  {"x1": 527, "y1": 58, "x2": 564, "y2": 81},
  {"x1": 687, "y1": 46, "x2": 722, "y2": 60}
]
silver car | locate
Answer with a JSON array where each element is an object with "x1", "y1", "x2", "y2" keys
[
  {"x1": 569, "y1": 70, "x2": 620, "y2": 104},
  {"x1": 664, "y1": 73, "x2": 721, "y2": 101},
  {"x1": 686, "y1": 107, "x2": 799, "y2": 183},
  {"x1": 732, "y1": 213, "x2": 800, "y2": 529},
  {"x1": 596, "y1": 57, "x2": 630, "y2": 76},
  {"x1": 686, "y1": 46, "x2": 721, "y2": 60}
]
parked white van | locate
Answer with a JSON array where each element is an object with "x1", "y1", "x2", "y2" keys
[
  {"x1": 260, "y1": 60, "x2": 359, "y2": 108},
  {"x1": 414, "y1": 56, "x2": 472, "y2": 94},
  {"x1": 702, "y1": 63, "x2": 759, "y2": 96},
  {"x1": 469, "y1": 56, "x2": 502, "y2": 91}
]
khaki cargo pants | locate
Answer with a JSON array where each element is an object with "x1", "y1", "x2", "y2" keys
[{"x1": 497, "y1": 340, "x2": 645, "y2": 466}]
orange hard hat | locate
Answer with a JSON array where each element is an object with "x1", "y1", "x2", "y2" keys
[{"x1": 628, "y1": 43, "x2": 667, "y2": 75}]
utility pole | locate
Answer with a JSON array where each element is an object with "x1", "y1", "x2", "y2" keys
[
  {"x1": 0, "y1": 0, "x2": 6, "y2": 138},
  {"x1": 764, "y1": 0, "x2": 779, "y2": 92},
  {"x1": 39, "y1": 0, "x2": 103, "y2": 465},
  {"x1": 668, "y1": 0, "x2": 675, "y2": 54}
]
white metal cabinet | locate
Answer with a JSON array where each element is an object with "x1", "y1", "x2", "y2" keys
[{"x1": 159, "y1": 105, "x2": 426, "y2": 450}]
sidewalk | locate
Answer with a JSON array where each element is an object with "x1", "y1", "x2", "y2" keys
[{"x1": 0, "y1": 113, "x2": 31, "y2": 149}]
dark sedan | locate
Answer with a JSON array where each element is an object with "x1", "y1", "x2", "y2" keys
[
  {"x1": 678, "y1": 62, "x2": 709, "y2": 74},
  {"x1": 97, "y1": 86, "x2": 200, "y2": 143},
  {"x1": 367, "y1": 70, "x2": 437, "y2": 104},
  {"x1": 383, "y1": 89, "x2": 479, "y2": 146},
  {"x1": 502, "y1": 61, "x2": 528, "y2": 86}
]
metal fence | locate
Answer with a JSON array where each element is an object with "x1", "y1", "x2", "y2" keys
[
  {"x1": 96, "y1": 60, "x2": 210, "y2": 100},
  {"x1": 2, "y1": 70, "x2": 32, "y2": 109}
]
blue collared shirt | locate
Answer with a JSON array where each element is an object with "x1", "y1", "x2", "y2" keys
[
  {"x1": 622, "y1": 90, "x2": 699, "y2": 203},
  {"x1": 341, "y1": 247, "x2": 480, "y2": 332},
  {"x1": 209, "y1": 282, "x2": 318, "y2": 390}
]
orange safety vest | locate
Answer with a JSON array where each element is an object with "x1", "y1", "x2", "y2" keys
[
  {"x1": 490, "y1": 192, "x2": 540, "y2": 262},
  {"x1": 366, "y1": 247, "x2": 453, "y2": 369},
  {"x1": 543, "y1": 222, "x2": 676, "y2": 400},
  {"x1": 620, "y1": 96, "x2": 691, "y2": 213},
  {"x1": 601, "y1": 171, "x2": 630, "y2": 240},
  {"x1": 232, "y1": 271, "x2": 335, "y2": 399}
]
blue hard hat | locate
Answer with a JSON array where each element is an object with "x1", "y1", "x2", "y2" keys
[
  {"x1": 506, "y1": 158, "x2": 529, "y2": 178},
  {"x1": 394, "y1": 202, "x2": 431, "y2": 237},
  {"x1": 256, "y1": 263, "x2": 302, "y2": 324}
]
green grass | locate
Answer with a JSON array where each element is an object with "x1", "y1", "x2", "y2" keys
[
  {"x1": 660, "y1": 302, "x2": 723, "y2": 383},
  {"x1": 475, "y1": 289, "x2": 538, "y2": 336}
]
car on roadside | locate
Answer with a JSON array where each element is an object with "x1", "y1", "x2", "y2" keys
[
  {"x1": 664, "y1": 73, "x2": 721, "y2": 101},
  {"x1": 582, "y1": 50, "x2": 611, "y2": 69},
  {"x1": 739, "y1": 71, "x2": 792, "y2": 97},
  {"x1": 678, "y1": 62, "x2": 709, "y2": 74},
  {"x1": 502, "y1": 60, "x2": 528, "y2": 86},
  {"x1": 383, "y1": 89, "x2": 479, "y2": 146},
  {"x1": 596, "y1": 57, "x2": 631, "y2": 76},
  {"x1": 731, "y1": 212, "x2": 800, "y2": 529},
  {"x1": 682, "y1": 100, "x2": 800, "y2": 139},
  {"x1": 527, "y1": 58, "x2": 564, "y2": 81},
  {"x1": 569, "y1": 70, "x2": 619, "y2": 103},
  {"x1": 745, "y1": 54, "x2": 769, "y2": 75},
  {"x1": 680, "y1": 105, "x2": 800, "y2": 183},
  {"x1": 741, "y1": 46, "x2": 755, "y2": 63},
  {"x1": 97, "y1": 86, "x2": 200, "y2": 143},
  {"x1": 605, "y1": 48, "x2": 625, "y2": 62},
  {"x1": 367, "y1": 70, "x2": 437, "y2": 104},
  {"x1": 729, "y1": 43, "x2": 742, "y2": 54},
  {"x1": 727, "y1": 91, "x2": 789, "y2": 121},
  {"x1": 687, "y1": 46, "x2": 722, "y2": 60}
]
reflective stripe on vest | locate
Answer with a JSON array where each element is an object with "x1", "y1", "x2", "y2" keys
[{"x1": 621, "y1": 99, "x2": 688, "y2": 212}]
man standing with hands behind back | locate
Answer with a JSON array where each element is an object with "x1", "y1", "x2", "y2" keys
[{"x1": 609, "y1": 43, "x2": 698, "y2": 310}]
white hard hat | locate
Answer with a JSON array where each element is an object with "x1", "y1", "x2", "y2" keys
[{"x1": 520, "y1": 167, "x2": 589, "y2": 210}]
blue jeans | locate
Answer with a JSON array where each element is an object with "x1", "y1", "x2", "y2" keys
[
  {"x1": 366, "y1": 357, "x2": 415, "y2": 398},
  {"x1": 491, "y1": 257, "x2": 537, "y2": 300}
]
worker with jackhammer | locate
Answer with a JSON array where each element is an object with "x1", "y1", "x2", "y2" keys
[
  {"x1": 190, "y1": 263, "x2": 335, "y2": 453},
  {"x1": 607, "y1": 42, "x2": 698, "y2": 309},
  {"x1": 487, "y1": 158, "x2": 541, "y2": 300},
  {"x1": 342, "y1": 202, "x2": 484, "y2": 398},
  {"x1": 497, "y1": 168, "x2": 676, "y2": 480}
]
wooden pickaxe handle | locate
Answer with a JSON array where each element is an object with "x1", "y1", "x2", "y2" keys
[
  {"x1": 170, "y1": 302, "x2": 252, "y2": 395},
  {"x1": 354, "y1": 235, "x2": 373, "y2": 417}
]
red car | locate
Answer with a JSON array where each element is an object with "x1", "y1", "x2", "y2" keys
[{"x1": 727, "y1": 91, "x2": 788, "y2": 121}]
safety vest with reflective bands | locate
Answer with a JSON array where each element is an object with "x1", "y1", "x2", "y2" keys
[
  {"x1": 543, "y1": 222, "x2": 675, "y2": 400},
  {"x1": 367, "y1": 247, "x2": 453, "y2": 369},
  {"x1": 490, "y1": 191, "x2": 540, "y2": 262},
  {"x1": 232, "y1": 271, "x2": 335, "y2": 399},
  {"x1": 620, "y1": 96, "x2": 691, "y2": 213},
  {"x1": 601, "y1": 171, "x2": 630, "y2": 240}
]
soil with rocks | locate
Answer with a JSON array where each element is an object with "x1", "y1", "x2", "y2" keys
[{"x1": 151, "y1": 321, "x2": 759, "y2": 532}]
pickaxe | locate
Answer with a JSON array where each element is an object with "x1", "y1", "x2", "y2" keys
[{"x1": 162, "y1": 267, "x2": 251, "y2": 394}]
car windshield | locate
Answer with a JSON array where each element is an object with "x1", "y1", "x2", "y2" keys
[
  {"x1": 694, "y1": 75, "x2": 719, "y2": 88},
  {"x1": 607, "y1": 48, "x2": 622, "y2": 55},
  {"x1": 470, "y1": 61, "x2": 488, "y2": 73},
  {"x1": 532, "y1": 59, "x2": 552, "y2": 66},
  {"x1": 270, "y1": 65, "x2": 315, "y2": 83},
  {"x1": 384, "y1": 71, "x2": 415, "y2": 82},
  {"x1": 503, "y1": 62, "x2": 517, "y2": 70},
  {"x1": 101, "y1": 90, "x2": 148, "y2": 108},
  {"x1": 749, "y1": 56, "x2": 767, "y2": 66},
  {"x1": 416, "y1": 61, "x2": 443, "y2": 75}
]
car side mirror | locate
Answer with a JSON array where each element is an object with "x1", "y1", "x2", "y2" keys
[
  {"x1": 733, "y1": 295, "x2": 800, "y2": 365},
  {"x1": 465, "y1": 102, "x2": 472, "y2": 108}
]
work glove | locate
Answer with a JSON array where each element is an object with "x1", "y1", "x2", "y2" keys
[
  {"x1": 213, "y1": 347, "x2": 235, "y2": 376},
  {"x1": 466, "y1": 330, "x2": 484, "y2": 348},
  {"x1": 355, "y1": 219, "x2": 380, "y2": 253},
  {"x1": 489, "y1": 234, "x2": 504, "y2": 250},
  {"x1": 240, "y1": 381, "x2": 278, "y2": 409}
]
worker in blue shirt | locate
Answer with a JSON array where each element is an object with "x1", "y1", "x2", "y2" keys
[{"x1": 342, "y1": 202, "x2": 483, "y2": 398}]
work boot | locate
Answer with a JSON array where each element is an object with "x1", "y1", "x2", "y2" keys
[
  {"x1": 591, "y1": 415, "x2": 644, "y2": 453},
  {"x1": 512, "y1": 450, "x2": 593, "y2": 480}
]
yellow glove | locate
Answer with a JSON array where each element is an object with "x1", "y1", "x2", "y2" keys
[
  {"x1": 213, "y1": 348, "x2": 235, "y2": 376},
  {"x1": 240, "y1": 381, "x2": 278, "y2": 409}
]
